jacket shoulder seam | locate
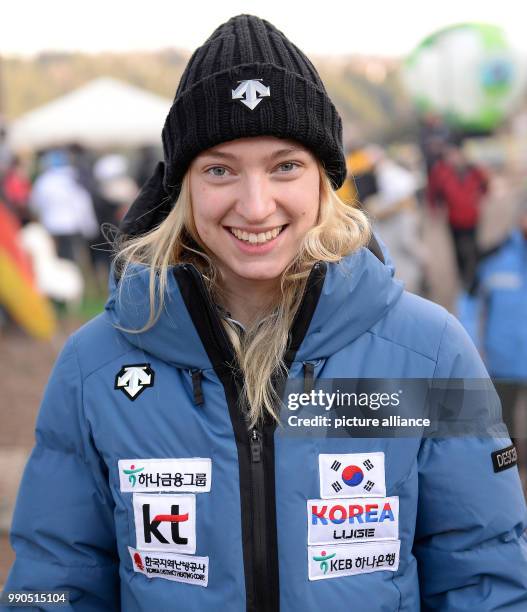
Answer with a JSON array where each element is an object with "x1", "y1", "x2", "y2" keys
[
  {"x1": 71, "y1": 331, "x2": 140, "y2": 382},
  {"x1": 49, "y1": 338, "x2": 92, "y2": 465},
  {"x1": 366, "y1": 330, "x2": 437, "y2": 363},
  {"x1": 84, "y1": 348, "x2": 139, "y2": 382},
  {"x1": 66, "y1": 336, "x2": 88, "y2": 462},
  {"x1": 432, "y1": 316, "x2": 451, "y2": 379}
]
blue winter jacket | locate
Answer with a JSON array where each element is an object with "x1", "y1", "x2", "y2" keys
[
  {"x1": 463, "y1": 230, "x2": 527, "y2": 379},
  {"x1": 4, "y1": 246, "x2": 527, "y2": 611}
]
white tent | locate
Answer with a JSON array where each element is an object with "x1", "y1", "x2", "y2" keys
[{"x1": 8, "y1": 77, "x2": 172, "y2": 150}]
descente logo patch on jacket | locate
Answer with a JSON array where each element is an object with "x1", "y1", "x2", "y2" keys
[{"x1": 114, "y1": 363, "x2": 155, "y2": 400}]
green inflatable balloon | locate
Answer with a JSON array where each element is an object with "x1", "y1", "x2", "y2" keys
[{"x1": 403, "y1": 23, "x2": 526, "y2": 132}]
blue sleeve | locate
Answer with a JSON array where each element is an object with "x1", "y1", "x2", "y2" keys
[
  {"x1": 2, "y1": 337, "x2": 119, "y2": 611},
  {"x1": 455, "y1": 290, "x2": 483, "y2": 350},
  {"x1": 414, "y1": 315, "x2": 527, "y2": 611}
]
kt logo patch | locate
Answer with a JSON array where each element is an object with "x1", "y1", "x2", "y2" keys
[
  {"x1": 133, "y1": 493, "x2": 196, "y2": 554},
  {"x1": 115, "y1": 364, "x2": 155, "y2": 400}
]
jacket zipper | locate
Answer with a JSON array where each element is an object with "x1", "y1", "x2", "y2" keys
[
  {"x1": 249, "y1": 426, "x2": 267, "y2": 607},
  {"x1": 175, "y1": 262, "x2": 326, "y2": 612},
  {"x1": 183, "y1": 263, "x2": 272, "y2": 607},
  {"x1": 179, "y1": 264, "x2": 267, "y2": 609}
]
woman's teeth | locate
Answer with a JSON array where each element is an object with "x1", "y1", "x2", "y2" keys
[{"x1": 229, "y1": 226, "x2": 284, "y2": 244}]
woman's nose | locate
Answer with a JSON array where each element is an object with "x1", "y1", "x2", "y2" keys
[{"x1": 234, "y1": 174, "x2": 276, "y2": 221}]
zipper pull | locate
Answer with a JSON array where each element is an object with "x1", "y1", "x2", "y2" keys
[
  {"x1": 303, "y1": 361, "x2": 315, "y2": 394},
  {"x1": 190, "y1": 369, "x2": 204, "y2": 406},
  {"x1": 250, "y1": 429, "x2": 262, "y2": 463}
]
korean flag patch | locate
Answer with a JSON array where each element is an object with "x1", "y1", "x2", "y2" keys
[{"x1": 319, "y1": 452, "x2": 386, "y2": 499}]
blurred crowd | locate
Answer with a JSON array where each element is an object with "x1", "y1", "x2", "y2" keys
[
  {"x1": 338, "y1": 114, "x2": 527, "y2": 451},
  {"x1": 0, "y1": 135, "x2": 160, "y2": 309}
]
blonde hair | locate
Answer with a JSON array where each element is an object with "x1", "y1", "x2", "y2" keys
[{"x1": 114, "y1": 162, "x2": 371, "y2": 427}]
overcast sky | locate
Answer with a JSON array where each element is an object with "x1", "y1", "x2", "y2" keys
[{"x1": 3, "y1": 0, "x2": 527, "y2": 57}]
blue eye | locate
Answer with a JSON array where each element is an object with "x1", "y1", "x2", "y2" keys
[
  {"x1": 207, "y1": 166, "x2": 229, "y2": 177},
  {"x1": 278, "y1": 162, "x2": 298, "y2": 172}
]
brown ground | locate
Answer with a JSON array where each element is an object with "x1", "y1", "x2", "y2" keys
[{"x1": 0, "y1": 324, "x2": 74, "y2": 587}]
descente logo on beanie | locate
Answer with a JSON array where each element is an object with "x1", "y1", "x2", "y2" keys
[
  {"x1": 232, "y1": 79, "x2": 271, "y2": 110},
  {"x1": 121, "y1": 14, "x2": 346, "y2": 237}
]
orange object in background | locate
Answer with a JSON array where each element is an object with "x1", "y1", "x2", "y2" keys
[
  {"x1": 336, "y1": 150, "x2": 375, "y2": 204},
  {"x1": 0, "y1": 202, "x2": 56, "y2": 339}
]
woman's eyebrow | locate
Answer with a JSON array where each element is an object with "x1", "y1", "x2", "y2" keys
[
  {"x1": 200, "y1": 147, "x2": 305, "y2": 161},
  {"x1": 268, "y1": 147, "x2": 304, "y2": 159},
  {"x1": 200, "y1": 150, "x2": 237, "y2": 160}
]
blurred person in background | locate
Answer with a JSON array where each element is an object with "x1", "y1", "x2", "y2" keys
[
  {"x1": 30, "y1": 149, "x2": 99, "y2": 265},
  {"x1": 90, "y1": 154, "x2": 138, "y2": 288},
  {"x1": 459, "y1": 200, "x2": 527, "y2": 453},
  {"x1": 418, "y1": 112, "x2": 450, "y2": 176},
  {"x1": 363, "y1": 147, "x2": 428, "y2": 294},
  {"x1": 69, "y1": 142, "x2": 98, "y2": 196},
  {"x1": 1, "y1": 155, "x2": 32, "y2": 225},
  {"x1": 0, "y1": 124, "x2": 12, "y2": 178},
  {"x1": 427, "y1": 135, "x2": 489, "y2": 291}
]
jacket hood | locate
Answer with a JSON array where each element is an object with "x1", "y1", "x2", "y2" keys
[{"x1": 105, "y1": 244, "x2": 403, "y2": 369}]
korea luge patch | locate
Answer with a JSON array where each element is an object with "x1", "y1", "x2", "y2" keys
[
  {"x1": 319, "y1": 452, "x2": 386, "y2": 499},
  {"x1": 133, "y1": 493, "x2": 196, "y2": 554},
  {"x1": 119, "y1": 458, "x2": 212, "y2": 493},
  {"x1": 308, "y1": 540, "x2": 400, "y2": 581},
  {"x1": 129, "y1": 546, "x2": 209, "y2": 587},
  {"x1": 308, "y1": 496, "x2": 399, "y2": 545}
]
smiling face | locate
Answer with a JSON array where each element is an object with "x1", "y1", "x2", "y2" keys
[{"x1": 188, "y1": 136, "x2": 320, "y2": 290}]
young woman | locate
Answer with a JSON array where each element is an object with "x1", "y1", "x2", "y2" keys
[{"x1": 5, "y1": 14, "x2": 527, "y2": 611}]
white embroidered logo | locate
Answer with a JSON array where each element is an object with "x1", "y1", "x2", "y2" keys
[
  {"x1": 115, "y1": 364, "x2": 155, "y2": 400},
  {"x1": 128, "y1": 546, "x2": 209, "y2": 587},
  {"x1": 308, "y1": 540, "x2": 400, "y2": 581},
  {"x1": 133, "y1": 493, "x2": 196, "y2": 554},
  {"x1": 231, "y1": 79, "x2": 270, "y2": 110},
  {"x1": 307, "y1": 496, "x2": 399, "y2": 545},
  {"x1": 118, "y1": 458, "x2": 212, "y2": 493}
]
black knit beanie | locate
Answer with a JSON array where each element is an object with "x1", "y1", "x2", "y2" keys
[{"x1": 121, "y1": 14, "x2": 347, "y2": 237}]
